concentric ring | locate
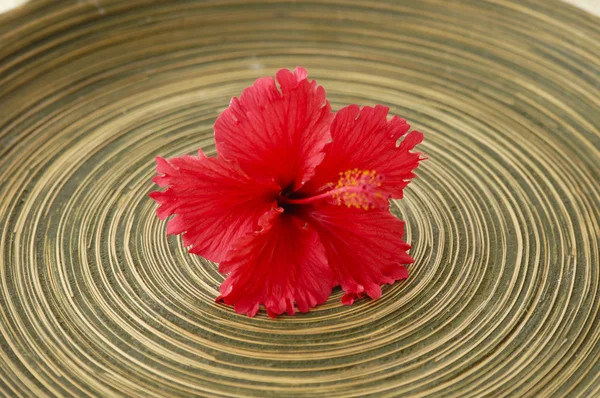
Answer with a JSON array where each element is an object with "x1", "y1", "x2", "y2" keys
[{"x1": 1, "y1": 0, "x2": 599, "y2": 397}]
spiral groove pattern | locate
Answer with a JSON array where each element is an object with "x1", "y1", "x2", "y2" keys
[{"x1": 1, "y1": 1, "x2": 599, "y2": 396}]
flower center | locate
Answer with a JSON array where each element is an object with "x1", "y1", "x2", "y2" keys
[{"x1": 280, "y1": 169, "x2": 384, "y2": 210}]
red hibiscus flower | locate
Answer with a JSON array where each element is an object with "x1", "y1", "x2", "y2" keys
[{"x1": 150, "y1": 67, "x2": 424, "y2": 317}]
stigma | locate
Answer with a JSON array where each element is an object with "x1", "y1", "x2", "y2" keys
[{"x1": 331, "y1": 169, "x2": 384, "y2": 209}]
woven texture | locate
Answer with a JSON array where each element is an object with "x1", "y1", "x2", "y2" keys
[{"x1": 0, "y1": 1, "x2": 599, "y2": 397}]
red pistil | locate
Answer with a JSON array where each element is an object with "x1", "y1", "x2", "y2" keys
[
  {"x1": 281, "y1": 169, "x2": 385, "y2": 210},
  {"x1": 280, "y1": 186, "x2": 358, "y2": 205}
]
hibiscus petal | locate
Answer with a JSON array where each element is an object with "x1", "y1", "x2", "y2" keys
[
  {"x1": 149, "y1": 151, "x2": 280, "y2": 262},
  {"x1": 305, "y1": 204, "x2": 413, "y2": 305},
  {"x1": 214, "y1": 67, "x2": 333, "y2": 191},
  {"x1": 217, "y1": 209, "x2": 334, "y2": 318},
  {"x1": 305, "y1": 104, "x2": 423, "y2": 198}
]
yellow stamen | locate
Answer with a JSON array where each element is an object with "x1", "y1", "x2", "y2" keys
[{"x1": 332, "y1": 169, "x2": 383, "y2": 210}]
